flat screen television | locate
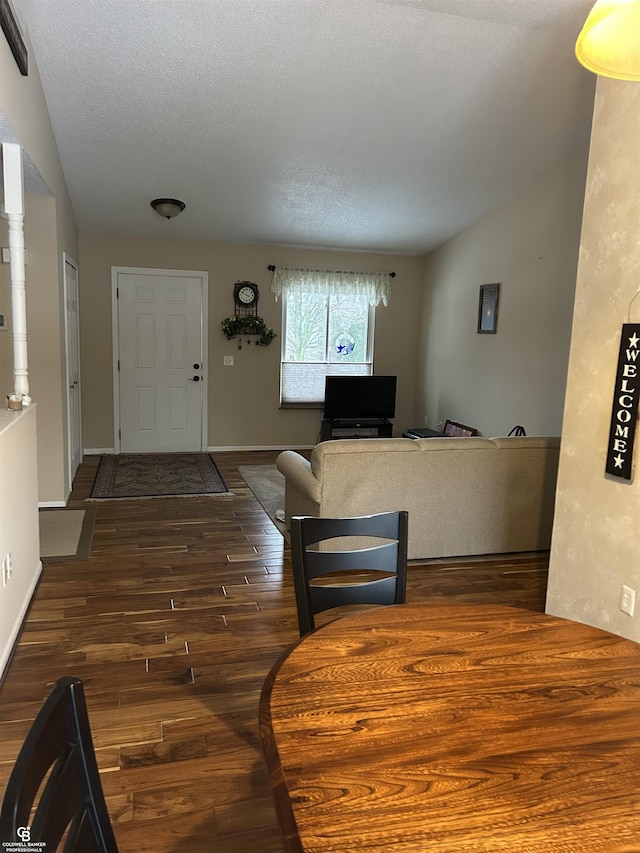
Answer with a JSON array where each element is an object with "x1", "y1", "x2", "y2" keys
[{"x1": 323, "y1": 375, "x2": 397, "y2": 421}]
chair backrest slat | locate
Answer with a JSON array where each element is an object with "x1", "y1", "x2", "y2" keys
[
  {"x1": 306, "y1": 540, "x2": 400, "y2": 576},
  {"x1": 310, "y1": 575, "x2": 398, "y2": 613}
]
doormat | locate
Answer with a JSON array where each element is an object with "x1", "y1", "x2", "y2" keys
[
  {"x1": 39, "y1": 508, "x2": 96, "y2": 562},
  {"x1": 89, "y1": 453, "x2": 229, "y2": 499}
]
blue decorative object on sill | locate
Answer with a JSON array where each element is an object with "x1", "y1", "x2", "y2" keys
[{"x1": 335, "y1": 335, "x2": 355, "y2": 356}]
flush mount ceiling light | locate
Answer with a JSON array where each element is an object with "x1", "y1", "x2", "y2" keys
[
  {"x1": 576, "y1": 0, "x2": 640, "y2": 80},
  {"x1": 150, "y1": 198, "x2": 186, "y2": 219}
]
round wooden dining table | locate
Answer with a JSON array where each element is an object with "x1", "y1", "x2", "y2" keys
[{"x1": 259, "y1": 603, "x2": 640, "y2": 852}]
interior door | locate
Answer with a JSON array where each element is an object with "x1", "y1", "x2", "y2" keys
[
  {"x1": 115, "y1": 269, "x2": 206, "y2": 453},
  {"x1": 64, "y1": 255, "x2": 82, "y2": 483}
]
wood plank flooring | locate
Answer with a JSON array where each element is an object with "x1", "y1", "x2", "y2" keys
[{"x1": 0, "y1": 451, "x2": 549, "y2": 852}]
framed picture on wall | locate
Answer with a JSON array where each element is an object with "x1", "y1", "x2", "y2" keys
[{"x1": 477, "y1": 283, "x2": 500, "y2": 334}]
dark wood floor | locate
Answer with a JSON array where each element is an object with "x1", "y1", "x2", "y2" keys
[{"x1": 0, "y1": 451, "x2": 549, "y2": 852}]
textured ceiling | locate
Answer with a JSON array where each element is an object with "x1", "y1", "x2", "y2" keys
[{"x1": 14, "y1": 0, "x2": 596, "y2": 254}]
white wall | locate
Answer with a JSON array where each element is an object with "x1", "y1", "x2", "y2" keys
[
  {"x1": 416, "y1": 152, "x2": 589, "y2": 437},
  {"x1": 0, "y1": 405, "x2": 41, "y2": 678},
  {"x1": 0, "y1": 10, "x2": 78, "y2": 677},
  {"x1": 547, "y1": 80, "x2": 640, "y2": 642},
  {"x1": 0, "y1": 12, "x2": 79, "y2": 503}
]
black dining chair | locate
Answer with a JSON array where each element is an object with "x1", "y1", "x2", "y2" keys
[
  {"x1": 0, "y1": 676, "x2": 119, "y2": 852},
  {"x1": 290, "y1": 510, "x2": 409, "y2": 636}
]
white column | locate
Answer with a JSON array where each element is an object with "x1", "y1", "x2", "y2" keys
[{"x1": 2, "y1": 143, "x2": 30, "y2": 403}]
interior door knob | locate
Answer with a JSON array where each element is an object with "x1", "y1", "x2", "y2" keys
[{"x1": 190, "y1": 375, "x2": 200, "y2": 382}]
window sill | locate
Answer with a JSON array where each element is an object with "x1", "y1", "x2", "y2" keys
[{"x1": 279, "y1": 402, "x2": 324, "y2": 410}]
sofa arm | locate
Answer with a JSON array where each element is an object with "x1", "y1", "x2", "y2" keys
[
  {"x1": 276, "y1": 451, "x2": 322, "y2": 524},
  {"x1": 276, "y1": 450, "x2": 320, "y2": 500}
]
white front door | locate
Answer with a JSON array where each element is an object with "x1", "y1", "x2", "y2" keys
[
  {"x1": 64, "y1": 255, "x2": 82, "y2": 483},
  {"x1": 114, "y1": 268, "x2": 207, "y2": 453}
]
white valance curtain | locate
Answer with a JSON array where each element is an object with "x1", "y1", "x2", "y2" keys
[{"x1": 270, "y1": 266, "x2": 391, "y2": 306}]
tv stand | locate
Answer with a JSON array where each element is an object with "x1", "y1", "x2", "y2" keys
[{"x1": 320, "y1": 418, "x2": 393, "y2": 442}]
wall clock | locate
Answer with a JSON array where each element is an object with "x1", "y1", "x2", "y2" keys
[{"x1": 234, "y1": 281, "x2": 259, "y2": 314}]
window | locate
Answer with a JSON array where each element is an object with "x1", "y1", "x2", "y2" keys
[
  {"x1": 281, "y1": 291, "x2": 374, "y2": 405},
  {"x1": 271, "y1": 267, "x2": 391, "y2": 407}
]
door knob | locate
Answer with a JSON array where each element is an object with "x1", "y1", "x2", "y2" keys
[
  {"x1": 190, "y1": 375, "x2": 200, "y2": 382},
  {"x1": 193, "y1": 363, "x2": 200, "y2": 369}
]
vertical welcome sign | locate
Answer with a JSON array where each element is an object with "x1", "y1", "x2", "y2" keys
[{"x1": 606, "y1": 323, "x2": 640, "y2": 481}]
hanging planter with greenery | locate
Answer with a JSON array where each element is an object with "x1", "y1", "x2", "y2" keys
[{"x1": 220, "y1": 315, "x2": 277, "y2": 347}]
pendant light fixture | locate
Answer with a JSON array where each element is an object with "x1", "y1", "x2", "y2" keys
[
  {"x1": 576, "y1": 0, "x2": 640, "y2": 80},
  {"x1": 150, "y1": 198, "x2": 186, "y2": 219}
]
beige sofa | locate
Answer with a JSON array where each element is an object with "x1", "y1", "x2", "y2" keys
[{"x1": 276, "y1": 435, "x2": 560, "y2": 560}]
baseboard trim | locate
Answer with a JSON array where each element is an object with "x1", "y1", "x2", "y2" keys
[
  {"x1": 0, "y1": 560, "x2": 42, "y2": 684},
  {"x1": 84, "y1": 445, "x2": 314, "y2": 455},
  {"x1": 38, "y1": 501, "x2": 67, "y2": 508},
  {"x1": 208, "y1": 445, "x2": 315, "y2": 452}
]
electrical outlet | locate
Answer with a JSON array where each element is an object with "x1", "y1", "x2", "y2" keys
[
  {"x1": 620, "y1": 584, "x2": 636, "y2": 617},
  {"x1": 223, "y1": 356, "x2": 234, "y2": 366},
  {"x1": 423, "y1": 416, "x2": 429, "y2": 426}
]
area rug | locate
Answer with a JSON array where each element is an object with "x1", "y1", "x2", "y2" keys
[
  {"x1": 39, "y1": 508, "x2": 96, "y2": 562},
  {"x1": 238, "y1": 464, "x2": 287, "y2": 535},
  {"x1": 89, "y1": 453, "x2": 229, "y2": 499}
]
